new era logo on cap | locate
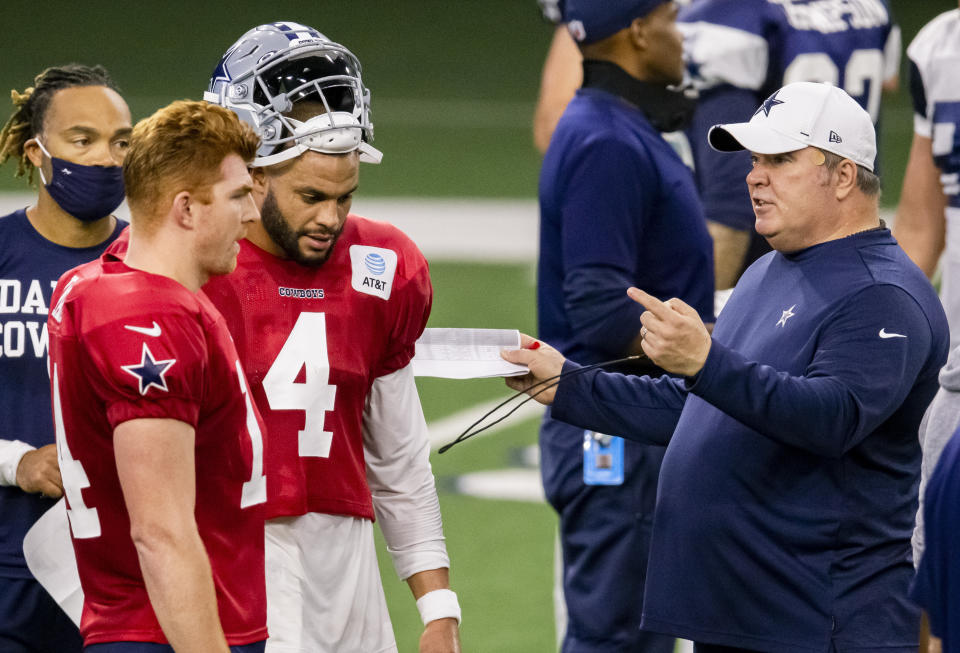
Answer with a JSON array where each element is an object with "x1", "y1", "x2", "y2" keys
[{"x1": 707, "y1": 82, "x2": 876, "y2": 172}]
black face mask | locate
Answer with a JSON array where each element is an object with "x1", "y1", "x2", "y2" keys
[
  {"x1": 581, "y1": 60, "x2": 698, "y2": 132},
  {"x1": 36, "y1": 139, "x2": 125, "y2": 222}
]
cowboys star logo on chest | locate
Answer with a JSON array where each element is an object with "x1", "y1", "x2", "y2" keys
[{"x1": 776, "y1": 304, "x2": 797, "y2": 328}]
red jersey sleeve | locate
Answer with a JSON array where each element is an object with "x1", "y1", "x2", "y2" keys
[
  {"x1": 78, "y1": 290, "x2": 207, "y2": 430},
  {"x1": 374, "y1": 236, "x2": 432, "y2": 378}
]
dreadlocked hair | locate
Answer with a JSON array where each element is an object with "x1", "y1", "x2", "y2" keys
[{"x1": 0, "y1": 64, "x2": 119, "y2": 184}]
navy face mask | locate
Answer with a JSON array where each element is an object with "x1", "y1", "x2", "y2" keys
[{"x1": 36, "y1": 139, "x2": 125, "y2": 223}]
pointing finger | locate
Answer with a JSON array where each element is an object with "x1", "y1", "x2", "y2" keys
[{"x1": 627, "y1": 288, "x2": 672, "y2": 319}]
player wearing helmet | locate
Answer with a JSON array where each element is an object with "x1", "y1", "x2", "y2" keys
[{"x1": 202, "y1": 22, "x2": 461, "y2": 653}]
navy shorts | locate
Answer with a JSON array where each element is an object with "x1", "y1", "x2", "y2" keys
[
  {"x1": 86, "y1": 641, "x2": 265, "y2": 653},
  {"x1": 0, "y1": 575, "x2": 83, "y2": 653},
  {"x1": 540, "y1": 411, "x2": 674, "y2": 653}
]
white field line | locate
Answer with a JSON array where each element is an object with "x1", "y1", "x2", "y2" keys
[
  {"x1": 426, "y1": 394, "x2": 545, "y2": 451},
  {"x1": 0, "y1": 194, "x2": 540, "y2": 263},
  {"x1": 0, "y1": 194, "x2": 896, "y2": 264},
  {"x1": 455, "y1": 468, "x2": 546, "y2": 503}
]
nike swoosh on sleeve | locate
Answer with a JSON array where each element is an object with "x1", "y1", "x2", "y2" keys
[
  {"x1": 878, "y1": 328, "x2": 907, "y2": 339},
  {"x1": 124, "y1": 322, "x2": 162, "y2": 337}
]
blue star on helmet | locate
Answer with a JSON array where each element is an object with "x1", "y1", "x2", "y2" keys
[
  {"x1": 210, "y1": 42, "x2": 242, "y2": 89},
  {"x1": 755, "y1": 90, "x2": 785, "y2": 118},
  {"x1": 121, "y1": 343, "x2": 176, "y2": 396}
]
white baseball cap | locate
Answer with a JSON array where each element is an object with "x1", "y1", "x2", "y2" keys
[{"x1": 708, "y1": 81, "x2": 876, "y2": 172}]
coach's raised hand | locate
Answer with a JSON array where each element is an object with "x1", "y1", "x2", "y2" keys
[
  {"x1": 501, "y1": 334, "x2": 566, "y2": 405},
  {"x1": 630, "y1": 287, "x2": 712, "y2": 377}
]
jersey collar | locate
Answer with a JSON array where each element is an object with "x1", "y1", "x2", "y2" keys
[{"x1": 581, "y1": 59, "x2": 696, "y2": 132}]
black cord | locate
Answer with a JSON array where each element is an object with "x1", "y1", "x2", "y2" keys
[{"x1": 438, "y1": 354, "x2": 642, "y2": 454}]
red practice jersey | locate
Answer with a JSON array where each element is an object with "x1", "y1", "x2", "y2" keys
[
  {"x1": 47, "y1": 253, "x2": 268, "y2": 647},
  {"x1": 203, "y1": 214, "x2": 432, "y2": 521}
]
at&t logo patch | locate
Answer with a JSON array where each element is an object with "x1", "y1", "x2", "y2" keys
[{"x1": 349, "y1": 245, "x2": 397, "y2": 300}]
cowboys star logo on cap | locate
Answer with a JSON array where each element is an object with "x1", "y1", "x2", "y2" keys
[
  {"x1": 755, "y1": 90, "x2": 785, "y2": 118},
  {"x1": 706, "y1": 82, "x2": 876, "y2": 172}
]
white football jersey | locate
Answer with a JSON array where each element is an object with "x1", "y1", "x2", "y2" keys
[{"x1": 908, "y1": 9, "x2": 960, "y2": 197}]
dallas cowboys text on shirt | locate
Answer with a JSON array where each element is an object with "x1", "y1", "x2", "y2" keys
[
  {"x1": 0, "y1": 279, "x2": 54, "y2": 358},
  {"x1": 278, "y1": 286, "x2": 325, "y2": 299}
]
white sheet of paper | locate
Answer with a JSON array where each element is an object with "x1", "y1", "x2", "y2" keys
[
  {"x1": 412, "y1": 328, "x2": 528, "y2": 379},
  {"x1": 23, "y1": 498, "x2": 83, "y2": 626}
]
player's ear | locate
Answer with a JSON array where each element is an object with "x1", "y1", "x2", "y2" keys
[
  {"x1": 249, "y1": 166, "x2": 268, "y2": 204},
  {"x1": 834, "y1": 158, "x2": 858, "y2": 200},
  {"x1": 23, "y1": 137, "x2": 43, "y2": 169},
  {"x1": 171, "y1": 190, "x2": 196, "y2": 229},
  {"x1": 627, "y1": 16, "x2": 648, "y2": 50}
]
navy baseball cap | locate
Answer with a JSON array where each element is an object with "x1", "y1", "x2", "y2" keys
[{"x1": 565, "y1": 0, "x2": 669, "y2": 44}]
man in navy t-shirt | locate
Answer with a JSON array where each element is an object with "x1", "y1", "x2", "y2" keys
[
  {"x1": 507, "y1": 81, "x2": 948, "y2": 652},
  {"x1": 537, "y1": 0, "x2": 713, "y2": 650},
  {"x1": 0, "y1": 65, "x2": 130, "y2": 652}
]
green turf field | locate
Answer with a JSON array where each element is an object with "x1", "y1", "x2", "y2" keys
[
  {"x1": 0, "y1": 0, "x2": 550, "y2": 198},
  {"x1": 387, "y1": 262, "x2": 561, "y2": 651},
  {"x1": 1, "y1": 0, "x2": 955, "y2": 204}
]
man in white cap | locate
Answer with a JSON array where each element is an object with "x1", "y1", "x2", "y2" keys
[{"x1": 503, "y1": 81, "x2": 949, "y2": 651}]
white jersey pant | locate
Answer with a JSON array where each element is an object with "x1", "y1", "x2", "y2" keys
[{"x1": 265, "y1": 513, "x2": 397, "y2": 653}]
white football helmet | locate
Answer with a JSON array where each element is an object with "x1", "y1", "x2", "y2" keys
[{"x1": 204, "y1": 21, "x2": 382, "y2": 167}]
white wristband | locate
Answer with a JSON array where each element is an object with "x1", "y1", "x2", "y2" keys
[
  {"x1": 416, "y1": 589, "x2": 461, "y2": 626},
  {"x1": 0, "y1": 440, "x2": 36, "y2": 486}
]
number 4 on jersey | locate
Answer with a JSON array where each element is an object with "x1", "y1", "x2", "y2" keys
[{"x1": 262, "y1": 312, "x2": 338, "y2": 458}]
